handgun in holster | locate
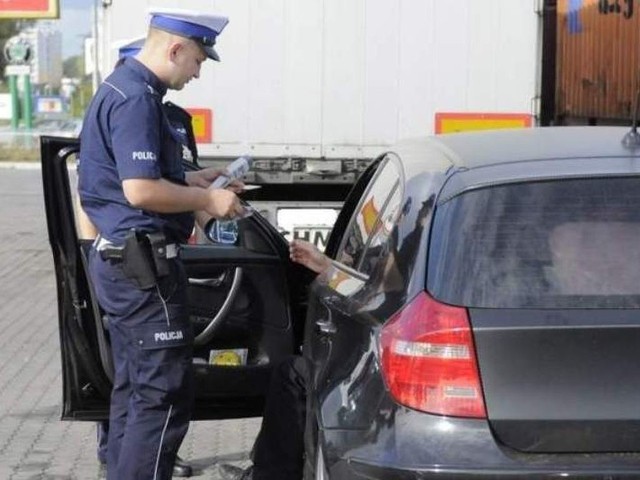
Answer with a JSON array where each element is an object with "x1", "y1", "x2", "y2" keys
[
  {"x1": 99, "y1": 230, "x2": 172, "y2": 290},
  {"x1": 119, "y1": 230, "x2": 158, "y2": 290}
]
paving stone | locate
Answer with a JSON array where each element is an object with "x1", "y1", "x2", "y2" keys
[{"x1": 0, "y1": 165, "x2": 259, "y2": 479}]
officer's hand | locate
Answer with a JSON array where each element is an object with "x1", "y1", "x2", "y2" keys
[
  {"x1": 185, "y1": 168, "x2": 224, "y2": 188},
  {"x1": 186, "y1": 169, "x2": 246, "y2": 192},
  {"x1": 227, "y1": 179, "x2": 245, "y2": 194},
  {"x1": 205, "y1": 188, "x2": 244, "y2": 219}
]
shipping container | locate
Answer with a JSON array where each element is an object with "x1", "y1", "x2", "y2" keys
[{"x1": 554, "y1": 0, "x2": 640, "y2": 123}]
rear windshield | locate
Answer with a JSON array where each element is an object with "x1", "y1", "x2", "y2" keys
[{"x1": 428, "y1": 177, "x2": 640, "y2": 308}]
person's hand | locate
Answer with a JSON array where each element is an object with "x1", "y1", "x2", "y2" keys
[
  {"x1": 185, "y1": 168, "x2": 222, "y2": 188},
  {"x1": 289, "y1": 239, "x2": 332, "y2": 274},
  {"x1": 226, "y1": 179, "x2": 245, "y2": 194},
  {"x1": 185, "y1": 168, "x2": 245, "y2": 192},
  {"x1": 204, "y1": 189, "x2": 244, "y2": 219}
]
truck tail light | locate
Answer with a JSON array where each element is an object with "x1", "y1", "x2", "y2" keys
[{"x1": 380, "y1": 292, "x2": 486, "y2": 418}]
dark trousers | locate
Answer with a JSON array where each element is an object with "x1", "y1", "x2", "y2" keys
[
  {"x1": 252, "y1": 355, "x2": 309, "y2": 480},
  {"x1": 89, "y1": 250, "x2": 194, "y2": 480}
]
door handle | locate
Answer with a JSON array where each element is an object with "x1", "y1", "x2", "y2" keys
[
  {"x1": 315, "y1": 317, "x2": 337, "y2": 335},
  {"x1": 189, "y1": 278, "x2": 223, "y2": 287},
  {"x1": 188, "y1": 270, "x2": 228, "y2": 287}
]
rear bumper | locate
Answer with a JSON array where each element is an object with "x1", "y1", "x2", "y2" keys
[
  {"x1": 320, "y1": 407, "x2": 640, "y2": 480},
  {"x1": 339, "y1": 460, "x2": 640, "y2": 479}
]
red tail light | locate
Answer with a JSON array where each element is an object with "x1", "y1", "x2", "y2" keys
[{"x1": 380, "y1": 292, "x2": 486, "y2": 418}]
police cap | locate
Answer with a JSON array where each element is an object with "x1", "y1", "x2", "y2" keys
[{"x1": 148, "y1": 7, "x2": 229, "y2": 62}]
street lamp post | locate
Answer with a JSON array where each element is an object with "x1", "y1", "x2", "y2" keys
[{"x1": 92, "y1": 0, "x2": 100, "y2": 94}]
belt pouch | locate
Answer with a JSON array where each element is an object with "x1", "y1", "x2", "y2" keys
[
  {"x1": 146, "y1": 232, "x2": 170, "y2": 278},
  {"x1": 121, "y1": 230, "x2": 157, "y2": 290}
]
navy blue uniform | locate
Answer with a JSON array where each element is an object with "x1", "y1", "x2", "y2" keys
[{"x1": 79, "y1": 57, "x2": 196, "y2": 480}]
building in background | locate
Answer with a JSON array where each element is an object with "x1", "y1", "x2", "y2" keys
[{"x1": 21, "y1": 22, "x2": 62, "y2": 91}]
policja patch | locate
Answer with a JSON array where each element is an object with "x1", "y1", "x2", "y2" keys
[{"x1": 135, "y1": 324, "x2": 193, "y2": 349}]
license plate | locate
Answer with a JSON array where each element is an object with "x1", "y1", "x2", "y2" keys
[
  {"x1": 292, "y1": 225, "x2": 332, "y2": 251},
  {"x1": 277, "y1": 208, "x2": 339, "y2": 251}
]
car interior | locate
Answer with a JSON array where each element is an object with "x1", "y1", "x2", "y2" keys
[{"x1": 41, "y1": 136, "x2": 307, "y2": 419}]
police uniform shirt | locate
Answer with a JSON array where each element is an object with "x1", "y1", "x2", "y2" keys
[{"x1": 78, "y1": 57, "x2": 194, "y2": 244}]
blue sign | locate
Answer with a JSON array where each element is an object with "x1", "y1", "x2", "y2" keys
[{"x1": 568, "y1": 0, "x2": 584, "y2": 35}]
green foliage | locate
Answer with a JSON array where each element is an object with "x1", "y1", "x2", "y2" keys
[
  {"x1": 70, "y1": 79, "x2": 93, "y2": 118},
  {"x1": 0, "y1": 19, "x2": 20, "y2": 39},
  {"x1": 63, "y1": 55, "x2": 84, "y2": 78}
]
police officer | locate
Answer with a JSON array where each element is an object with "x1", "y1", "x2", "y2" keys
[
  {"x1": 91, "y1": 35, "x2": 203, "y2": 478},
  {"x1": 78, "y1": 9, "x2": 244, "y2": 480}
]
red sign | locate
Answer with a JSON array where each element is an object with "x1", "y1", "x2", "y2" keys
[{"x1": 0, "y1": 0, "x2": 59, "y2": 18}]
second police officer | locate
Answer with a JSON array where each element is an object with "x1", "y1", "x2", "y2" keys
[{"x1": 78, "y1": 8, "x2": 244, "y2": 480}]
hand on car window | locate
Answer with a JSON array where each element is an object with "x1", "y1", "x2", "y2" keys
[{"x1": 289, "y1": 239, "x2": 332, "y2": 274}]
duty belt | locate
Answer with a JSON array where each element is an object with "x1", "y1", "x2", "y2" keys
[{"x1": 94, "y1": 235, "x2": 178, "y2": 261}]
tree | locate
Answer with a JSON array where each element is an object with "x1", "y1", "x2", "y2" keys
[
  {"x1": 70, "y1": 80, "x2": 92, "y2": 117},
  {"x1": 63, "y1": 55, "x2": 84, "y2": 78}
]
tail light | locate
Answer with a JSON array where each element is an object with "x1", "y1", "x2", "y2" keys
[{"x1": 380, "y1": 292, "x2": 486, "y2": 418}]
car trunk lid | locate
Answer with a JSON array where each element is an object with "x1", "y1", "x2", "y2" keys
[{"x1": 471, "y1": 308, "x2": 640, "y2": 453}]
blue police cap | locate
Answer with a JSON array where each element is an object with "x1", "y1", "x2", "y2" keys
[
  {"x1": 148, "y1": 7, "x2": 229, "y2": 62},
  {"x1": 115, "y1": 37, "x2": 145, "y2": 59}
]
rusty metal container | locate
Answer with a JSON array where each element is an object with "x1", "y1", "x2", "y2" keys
[{"x1": 556, "y1": 0, "x2": 640, "y2": 122}]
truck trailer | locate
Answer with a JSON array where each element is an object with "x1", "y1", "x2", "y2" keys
[{"x1": 94, "y1": 0, "x2": 634, "y2": 243}]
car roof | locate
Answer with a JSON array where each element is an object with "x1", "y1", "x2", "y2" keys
[
  {"x1": 392, "y1": 126, "x2": 640, "y2": 204},
  {"x1": 395, "y1": 126, "x2": 640, "y2": 170},
  {"x1": 433, "y1": 126, "x2": 640, "y2": 167}
]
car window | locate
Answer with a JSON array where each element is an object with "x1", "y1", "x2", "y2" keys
[
  {"x1": 335, "y1": 156, "x2": 401, "y2": 275},
  {"x1": 428, "y1": 176, "x2": 640, "y2": 308},
  {"x1": 356, "y1": 186, "x2": 402, "y2": 277}
]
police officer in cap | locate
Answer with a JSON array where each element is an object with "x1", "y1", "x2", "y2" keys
[
  {"x1": 78, "y1": 8, "x2": 244, "y2": 480},
  {"x1": 91, "y1": 34, "x2": 204, "y2": 478}
]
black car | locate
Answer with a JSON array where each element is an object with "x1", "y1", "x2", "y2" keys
[{"x1": 42, "y1": 127, "x2": 640, "y2": 479}]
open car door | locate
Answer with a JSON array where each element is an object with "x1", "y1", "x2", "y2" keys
[{"x1": 41, "y1": 135, "x2": 310, "y2": 421}]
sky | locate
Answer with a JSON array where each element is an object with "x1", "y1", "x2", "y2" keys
[{"x1": 51, "y1": 0, "x2": 93, "y2": 59}]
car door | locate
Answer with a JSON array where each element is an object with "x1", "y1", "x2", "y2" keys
[
  {"x1": 41, "y1": 135, "x2": 309, "y2": 421},
  {"x1": 302, "y1": 155, "x2": 406, "y2": 474}
]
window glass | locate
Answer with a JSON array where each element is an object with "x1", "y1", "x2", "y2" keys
[
  {"x1": 428, "y1": 177, "x2": 640, "y2": 308},
  {"x1": 336, "y1": 158, "x2": 401, "y2": 273},
  {"x1": 357, "y1": 186, "x2": 401, "y2": 277}
]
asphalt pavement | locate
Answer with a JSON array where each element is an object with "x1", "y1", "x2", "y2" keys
[{"x1": 0, "y1": 164, "x2": 259, "y2": 479}]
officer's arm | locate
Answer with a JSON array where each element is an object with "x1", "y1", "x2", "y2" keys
[{"x1": 123, "y1": 178, "x2": 242, "y2": 219}]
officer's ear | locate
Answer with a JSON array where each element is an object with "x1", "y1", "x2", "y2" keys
[{"x1": 168, "y1": 42, "x2": 185, "y2": 63}]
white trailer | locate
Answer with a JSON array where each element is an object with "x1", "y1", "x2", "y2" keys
[{"x1": 97, "y1": 0, "x2": 542, "y2": 243}]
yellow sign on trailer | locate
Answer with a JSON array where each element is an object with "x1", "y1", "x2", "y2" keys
[{"x1": 435, "y1": 112, "x2": 532, "y2": 134}]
